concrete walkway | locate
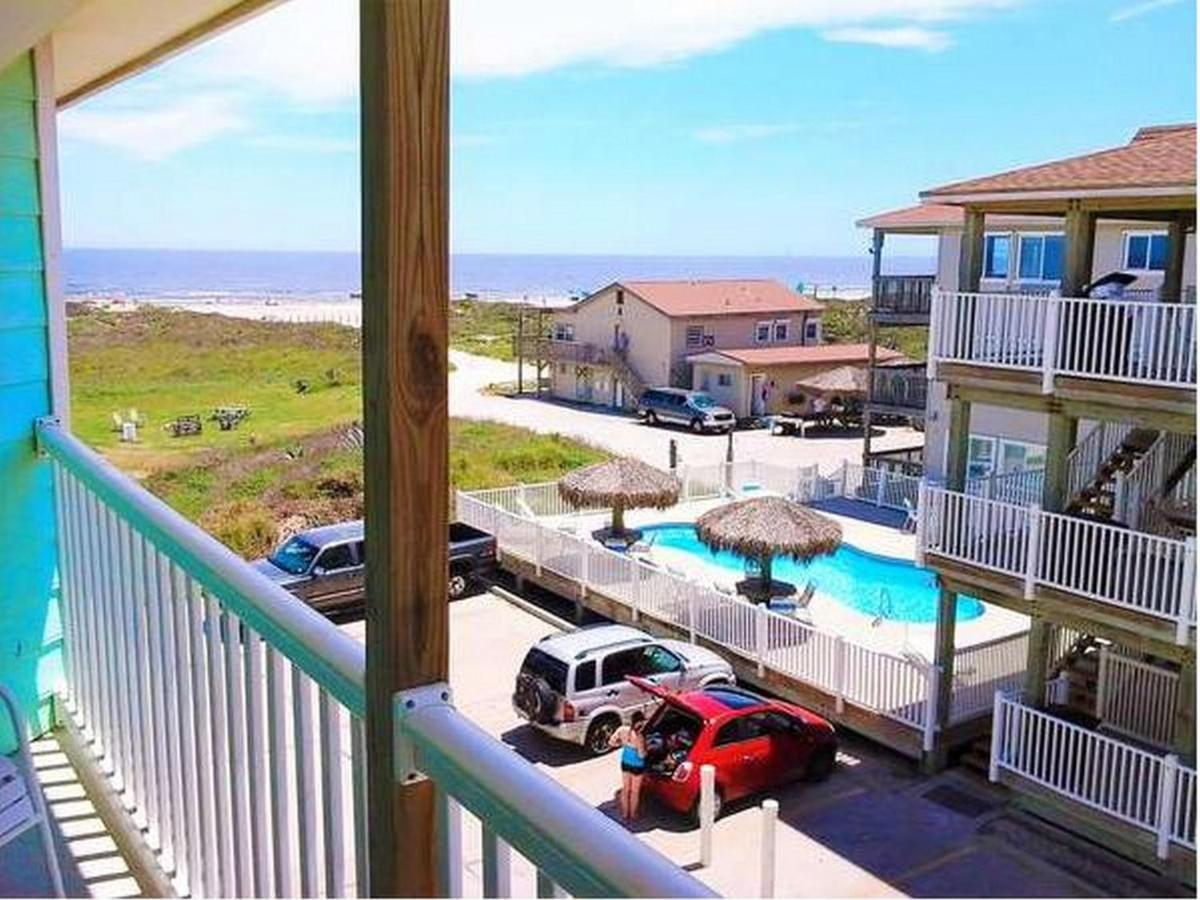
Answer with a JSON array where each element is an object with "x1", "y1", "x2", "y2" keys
[{"x1": 449, "y1": 350, "x2": 921, "y2": 469}]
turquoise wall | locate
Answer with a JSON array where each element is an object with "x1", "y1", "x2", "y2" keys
[{"x1": 0, "y1": 51, "x2": 61, "y2": 752}]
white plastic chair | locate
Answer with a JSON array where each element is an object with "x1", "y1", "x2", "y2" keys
[
  {"x1": 0, "y1": 684, "x2": 64, "y2": 897},
  {"x1": 902, "y1": 497, "x2": 919, "y2": 533}
]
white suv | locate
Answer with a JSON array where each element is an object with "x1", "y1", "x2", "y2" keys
[{"x1": 512, "y1": 624, "x2": 734, "y2": 755}]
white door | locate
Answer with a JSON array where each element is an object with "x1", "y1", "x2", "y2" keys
[{"x1": 750, "y1": 374, "x2": 766, "y2": 416}]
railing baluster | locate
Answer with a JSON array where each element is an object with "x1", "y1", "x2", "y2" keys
[
  {"x1": 293, "y1": 665, "x2": 321, "y2": 896},
  {"x1": 245, "y1": 634, "x2": 273, "y2": 897},
  {"x1": 320, "y1": 690, "x2": 347, "y2": 897},
  {"x1": 225, "y1": 608, "x2": 253, "y2": 895},
  {"x1": 268, "y1": 647, "x2": 296, "y2": 897},
  {"x1": 352, "y1": 716, "x2": 369, "y2": 897},
  {"x1": 163, "y1": 555, "x2": 195, "y2": 894},
  {"x1": 185, "y1": 574, "x2": 221, "y2": 897}
]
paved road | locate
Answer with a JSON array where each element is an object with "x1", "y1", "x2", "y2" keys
[{"x1": 450, "y1": 350, "x2": 921, "y2": 469}]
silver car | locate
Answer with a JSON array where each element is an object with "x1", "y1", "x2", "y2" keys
[{"x1": 512, "y1": 624, "x2": 734, "y2": 755}]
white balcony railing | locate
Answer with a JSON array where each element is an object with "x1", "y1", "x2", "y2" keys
[
  {"x1": 38, "y1": 419, "x2": 711, "y2": 898},
  {"x1": 1114, "y1": 431, "x2": 1196, "y2": 531},
  {"x1": 919, "y1": 486, "x2": 1197, "y2": 643},
  {"x1": 1096, "y1": 646, "x2": 1181, "y2": 749},
  {"x1": 930, "y1": 290, "x2": 1198, "y2": 391},
  {"x1": 990, "y1": 693, "x2": 1195, "y2": 859}
]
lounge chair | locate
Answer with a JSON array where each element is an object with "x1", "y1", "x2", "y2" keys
[
  {"x1": 797, "y1": 580, "x2": 817, "y2": 608},
  {"x1": 712, "y1": 580, "x2": 736, "y2": 596},
  {"x1": 902, "y1": 498, "x2": 918, "y2": 533},
  {"x1": 0, "y1": 684, "x2": 64, "y2": 897}
]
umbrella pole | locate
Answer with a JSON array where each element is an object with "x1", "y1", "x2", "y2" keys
[
  {"x1": 612, "y1": 500, "x2": 625, "y2": 536},
  {"x1": 759, "y1": 554, "x2": 773, "y2": 604}
]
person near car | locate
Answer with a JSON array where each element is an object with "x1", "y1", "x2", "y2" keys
[{"x1": 609, "y1": 711, "x2": 647, "y2": 822}]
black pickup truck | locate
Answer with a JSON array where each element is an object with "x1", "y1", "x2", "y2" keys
[{"x1": 252, "y1": 519, "x2": 496, "y2": 619}]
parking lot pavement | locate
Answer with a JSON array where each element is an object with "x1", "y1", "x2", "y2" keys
[
  {"x1": 449, "y1": 350, "x2": 921, "y2": 469},
  {"x1": 440, "y1": 592, "x2": 1153, "y2": 898}
]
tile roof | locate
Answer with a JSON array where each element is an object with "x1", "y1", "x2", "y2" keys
[
  {"x1": 857, "y1": 204, "x2": 1065, "y2": 231},
  {"x1": 922, "y1": 124, "x2": 1195, "y2": 198},
  {"x1": 689, "y1": 343, "x2": 904, "y2": 366},
  {"x1": 621, "y1": 279, "x2": 824, "y2": 317}
]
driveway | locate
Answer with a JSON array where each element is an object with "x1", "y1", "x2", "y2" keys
[
  {"x1": 438, "y1": 592, "x2": 1164, "y2": 899},
  {"x1": 449, "y1": 350, "x2": 921, "y2": 469}
]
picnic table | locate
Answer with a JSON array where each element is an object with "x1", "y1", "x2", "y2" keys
[
  {"x1": 165, "y1": 415, "x2": 202, "y2": 437},
  {"x1": 211, "y1": 406, "x2": 251, "y2": 431}
]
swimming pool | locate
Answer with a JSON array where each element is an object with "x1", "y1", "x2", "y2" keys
[{"x1": 640, "y1": 523, "x2": 984, "y2": 623}]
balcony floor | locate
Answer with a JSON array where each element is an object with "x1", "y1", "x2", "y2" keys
[{"x1": 0, "y1": 736, "x2": 141, "y2": 899}]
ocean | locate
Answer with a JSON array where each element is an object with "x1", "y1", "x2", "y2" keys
[{"x1": 63, "y1": 248, "x2": 936, "y2": 305}]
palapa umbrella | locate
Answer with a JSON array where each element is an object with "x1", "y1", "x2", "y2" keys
[
  {"x1": 696, "y1": 496, "x2": 842, "y2": 603},
  {"x1": 558, "y1": 457, "x2": 680, "y2": 546},
  {"x1": 792, "y1": 364, "x2": 868, "y2": 399}
]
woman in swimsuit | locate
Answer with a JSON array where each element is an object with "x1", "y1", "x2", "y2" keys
[{"x1": 609, "y1": 711, "x2": 647, "y2": 822}]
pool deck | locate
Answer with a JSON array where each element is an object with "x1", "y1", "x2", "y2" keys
[{"x1": 542, "y1": 497, "x2": 1030, "y2": 661}]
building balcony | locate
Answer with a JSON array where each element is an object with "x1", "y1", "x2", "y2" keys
[
  {"x1": 989, "y1": 692, "x2": 1195, "y2": 872},
  {"x1": 917, "y1": 485, "x2": 1196, "y2": 648},
  {"x1": 515, "y1": 336, "x2": 614, "y2": 366},
  {"x1": 21, "y1": 419, "x2": 711, "y2": 899},
  {"x1": 866, "y1": 364, "x2": 928, "y2": 415},
  {"x1": 928, "y1": 290, "x2": 1197, "y2": 422},
  {"x1": 872, "y1": 275, "x2": 935, "y2": 323}
]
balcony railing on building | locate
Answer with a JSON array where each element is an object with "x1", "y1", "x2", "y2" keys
[
  {"x1": 929, "y1": 290, "x2": 1198, "y2": 391},
  {"x1": 36, "y1": 418, "x2": 711, "y2": 899},
  {"x1": 872, "y1": 275, "x2": 935, "y2": 319},
  {"x1": 867, "y1": 364, "x2": 928, "y2": 414}
]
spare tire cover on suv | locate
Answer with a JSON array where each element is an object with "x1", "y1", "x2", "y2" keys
[{"x1": 515, "y1": 673, "x2": 558, "y2": 724}]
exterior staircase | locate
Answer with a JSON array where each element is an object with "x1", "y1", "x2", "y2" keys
[
  {"x1": 609, "y1": 346, "x2": 647, "y2": 405},
  {"x1": 1066, "y1": 428, "x2": 1160, "y2": 522}
]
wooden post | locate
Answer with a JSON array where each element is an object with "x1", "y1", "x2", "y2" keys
[
  {"x1": 1022, "y1": 617, "x2": 1051, "y2": 707},
  {"x1": 516, "y1": 308, "x2": 525, "y2": 394},
  {"x1": 1061, "y1": 202, "x2": 1096, "y2": 298},
  {"x1": 361, "y1": 2, "x2": 450, "y2": 896},
  {"x1": 945, "y1": 398, "x2": 971, "y2": 492},
  {"x1": 958, "y1": 208, "x2": 985, "y2": 292},
  {"x1": 1173, "y1": 656, "x2": 1195, "y2": 764},
  {"x1": 1162, "y1": 214, "x2": 1190, "y2": 301},
  {"x1": 920, "y1": 588, "x2": 956, "y2": 772},
  {"x1": 1041, "y1": 412, "x2": 1075, "y2": 513}
]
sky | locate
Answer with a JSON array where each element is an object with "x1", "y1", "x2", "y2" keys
[{"x1": 57, "y1": 0, "x2": 1196, "y2": 257}]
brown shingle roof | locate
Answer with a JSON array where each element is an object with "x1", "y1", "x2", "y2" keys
[
  {"x1": 688, "y1": 343, "x2": 903, "y2": 366},
  {"x1": 922, "y1": 124, "x2": 1195, "y2": 198},
  {"x1": 856, "y1": 204, "x2": 1065, "y2": 231},
  {"x1": 621, "y1": 279, "x2": 824, "y2": 317}
]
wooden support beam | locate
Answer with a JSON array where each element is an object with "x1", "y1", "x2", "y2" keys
[
  {"x1": 361, "y1": 1, "x2": 450, "y2": 896},
  {"x1": 1042, "y1": 412, "x2": 1075, "y2": 513},
  {"x1": 1061, "y1": 203, "x2": 1096, "y2": 297},
  {"x1": 945, "y1": 398, "x2": 971, "y2": 491},
  {"x1": 1023, "y1": 617, "x2": 1051, "y2": 706},
  {"x1": 1174, "y1": 657, "x2": 1196, "y2": 764},
  {"x1": 933, "y1": 589, "x2": 957, "y2": 729},
  {"x1": 958, "y1": 208, "x2": 985, "y2": 292},
  {"x1": 1163, "y1": 215, "x2": 1189, "y2": 302}
]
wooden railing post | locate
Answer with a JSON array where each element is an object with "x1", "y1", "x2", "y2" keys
[
  {"x1": 988, "y1": 692, "x2": 1005, "y2": 782},
  {"x1": 755, "y1": 604, "x2": 767, "y2": 678},
  {"x1": 361, "y1": 1, "x2": 450, "y2": 894},
  {"x1": 833, "y1": 636, "x2": 846, "y2": 714},
  {"x1": 1023, "y1": 505, "x2": 1041, "y2": 600},
  {"x1": 926, "y1": 288, "x2": 941, "y2": 378},
  {"x1": 1040, "y1": 299, "x2": 1060, "y2": 394},
  {"x1": 1177, "y1": 538, "x2": 1196, "y2": 646},
  {"x1": 1156, "y1": 754, "x2": 1180, "y2": 859},
  {"x1": 922, "y1": 663, "x2": 939, "y2": 752}
]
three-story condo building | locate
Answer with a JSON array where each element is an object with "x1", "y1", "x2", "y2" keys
[{"x1": 890, "y1": 124, "x2": 1196, "y2": 877}]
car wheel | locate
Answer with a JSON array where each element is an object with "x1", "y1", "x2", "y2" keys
[
  {"x1": 448, "y1": 572, "x2": 469, "y2": 600},
  {"x1": 690, "y1": 418, "x2": 704, "y2": 434},
  {"x1": 528, "y1": 678, "x2": 558, "y2": 725},
  {"x1": 806, "y1": 746, "x2": 836, "y2": 782},
  {"x1": 585, "y1": 715, "x2": 620, "y2": 756},
  {"x1": 646, "y1": 411, "x2": 659, "y2": 425}
]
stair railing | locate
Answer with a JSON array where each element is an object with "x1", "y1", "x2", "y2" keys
[
  {"x1": 1066, "y1": 421, "x2": 1136, "y2": 502},
  {"x1": 1114, "y1": 432, "x2": 1195, "y2": 531}
]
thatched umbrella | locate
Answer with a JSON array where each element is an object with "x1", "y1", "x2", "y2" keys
[
  {"x1": 793, "y1": 364, "x2": 868, "y2": 399},
  {"x1": 558, "y1": 457, "x2": 680, "y2": 545},
  {"x1": 696, "y1": 496, "x2": 842, "y2": 603}
]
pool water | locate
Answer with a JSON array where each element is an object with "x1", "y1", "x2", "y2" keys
[{"x1": 640, "y1": 523, "x2": 984, "y2": 624}]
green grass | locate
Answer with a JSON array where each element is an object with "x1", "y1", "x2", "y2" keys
[
  {"x1": 449, "y1": 299, "x2": 527, "y2": 361},
  {"x1": 71, "y1": 305, "x2": 606, "y2": 557},
  {"x1": 820, "y1": 300, "x2": 928, "y2": 361}
]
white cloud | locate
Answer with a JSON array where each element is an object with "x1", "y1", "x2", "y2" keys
[
  {"x1": 184, "y1": 0, "x2": 1017, "y2": 101},
  {"x1": 1110, "y1": 0, "x2": 1184, "y2": 22},
  {"x1": 59, "y1": 95, "x2": 247, "y2": 160},
  {"x1": 247, "y1": 135, "x2": 358, "y2": 154},
  {"x1": 692, "y1": 123, "x2": 801, "y2": 144},
  {"x1": 821, "y1": 26, "x2": 952, "y2": 51}
]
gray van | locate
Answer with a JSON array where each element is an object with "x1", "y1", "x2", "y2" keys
[{"x1": 637, "y1": 388, "x2": 735, "y2": 434}]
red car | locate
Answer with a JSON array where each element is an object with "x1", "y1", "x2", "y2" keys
[{"x1": 631, "y1": 677, "x2": 837, "y2": 820}]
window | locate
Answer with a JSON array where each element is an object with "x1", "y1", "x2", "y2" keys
[
  {"x1": 601, "y1": 648, "x2": 642, "y2": 685},
  {"x1": 967, "y1": 436, "x2": 996, "y2": 480},
  {"x1": 717, "y1": 372, "x2": 733, "y2": 387},
  {"x1": 755, "y1": 321, "x2": 772, "y2": 343},
  {"x1": 1017, "y1": 234, "x2": 1064, "y2": 282},
  {"x1": 574, "y1": 660, "x2": 596, "y2": 692},
  {"x1": 967, "y1": 434, "x2": 1047, "y2": 478},
  {"x1": 1124, "y1": 232, "x2": 1169, "y2": 271},
  {"x1": 804, "y1": 319, "x2": 819, "y2": 344},
  {"x1": 686, "y1": 325, "x2": 705, "y2": 348},
  {"x1": 984, "y1": 234, "x2": 1010, "y2": 279},
  {"x1": 316, "y1": 543, "x2": 356, "y2": 572},
  {"x1": 519, "y1": 648, "x2": 568, "y2": 695},
  {"x1": 354, "y1": 540, "x2": 365, "y2": 562},
  {"x1": 640, "y1": 645, "x2": 682, "y2": 675},
  {"x1": 713, "y1": 714, "x2": 769, "y2": 746},
  {"x1": 773, "y1": 319, "x2": 789, "y2": 341},
  {"x1": 269, "y1": 536, "x2": 320, "y2": 575},
  {"x1": 553, "y1": 322, "x2": 574, "y2": 341}
]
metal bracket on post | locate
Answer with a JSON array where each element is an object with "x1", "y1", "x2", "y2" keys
[
  {"x1": 393, "y1": 682, "x2": 454, "y2": 785},
  {"x1": 34, "y1": 416, "x2": 60, "y2": 457}
]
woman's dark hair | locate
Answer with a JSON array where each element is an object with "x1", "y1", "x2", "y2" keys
[{"x1": 631, "y1": 711, "x2": 646, "y2": 729}]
